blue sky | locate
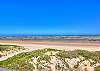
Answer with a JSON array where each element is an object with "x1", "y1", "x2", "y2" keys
[{"x1": 0, "y1": 0, "x2": 100, "y2": 35}]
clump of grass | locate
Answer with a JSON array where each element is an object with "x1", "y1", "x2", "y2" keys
[
  {"x1": 9, "y1": 61, "x2": 34, "y2": 71},
  {"x1": 56, "y1": 50, "x2": 79, "y2": 59},
  {"x1": 56, "y1": 50, "x2": 100, "y2": 64},
  {"x1": 75, "y1": 50, "x2": 99, "y2": 62},
  {"x1": 0, "y1": 45, "x2": 23, "y2": 52},
  {"x1": 45, "y1": 48, "x2": 60, "y2": 51},
  {"x1": 37, "y1": 55, "x2": 51, "y2": 62},
  {"x1": 95, "y1": 65, "x2": 100, "y2": 71}
]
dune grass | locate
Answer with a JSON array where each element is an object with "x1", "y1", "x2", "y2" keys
[
  {"x1": 56, "y1": 50, "x2": 100, "y2": 63},
  {"x1": 0, "y1": 48, "x2": 100, "y2": 71},
  {"x1": 0, "y1": 49, "x2": 51, "y2": 71},
  {"x1": 0, "y1": 45, "x2": 24, "y2": 52}
]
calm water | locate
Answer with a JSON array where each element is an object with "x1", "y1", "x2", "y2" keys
[{"x1": 0, "y1": 68, "x2": 11, "y2": 71}]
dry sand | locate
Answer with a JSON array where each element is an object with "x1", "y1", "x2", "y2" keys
[{"x1": 0, "y1": 40, "x2": 100, "y2": 51}]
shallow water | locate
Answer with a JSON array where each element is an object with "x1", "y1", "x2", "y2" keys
[{"x1": 0, "y1": 68, "x2": 11, "y2": 71}]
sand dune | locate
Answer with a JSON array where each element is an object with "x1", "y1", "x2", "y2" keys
[{"x1": 0, "y1": 40, "x2": 100, "y2": 71}]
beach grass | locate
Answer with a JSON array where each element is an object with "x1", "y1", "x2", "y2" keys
[
  {"x1": 0, "y1": 48, "x2": 100, "y2": 71},
  {"x1": 0, "y1": 45, "x2": 24, "y2": 52}
]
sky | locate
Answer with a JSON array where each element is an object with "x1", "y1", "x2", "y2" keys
[{"x1": 0, "y1": 0, "x2": 100, "y2": 35}]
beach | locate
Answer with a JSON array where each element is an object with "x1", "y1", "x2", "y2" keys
[
  {"x1": 0, "y1": 40, "x2": 100, "y2": 51},
  {"x1": 0, "y1": 40, "x2": 100, "y2": 71}
]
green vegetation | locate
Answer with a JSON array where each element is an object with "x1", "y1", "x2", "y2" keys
[
  {"x1": 0, "y1": 49, "x2": 51, "y2": 71},
  {"x1": 0, "y1": 45, "x2": 24, "y2": 52},
  {"x1": 95, "y1": 65, "x2": 100, "y2": 71},
  {"x1": 0, "y1": 48, "x2": 100, "y2": 71},
  {"x1": 0, "y1": 44, "x2": 25, "y2": 58},
  {"x1": 56, "y1": 50, "x2": 100, "y2": 63}
]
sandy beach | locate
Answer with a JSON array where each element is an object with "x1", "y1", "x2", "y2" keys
[{"x1": 0, "y1": 40, "x2": 100, "y2": 51}]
